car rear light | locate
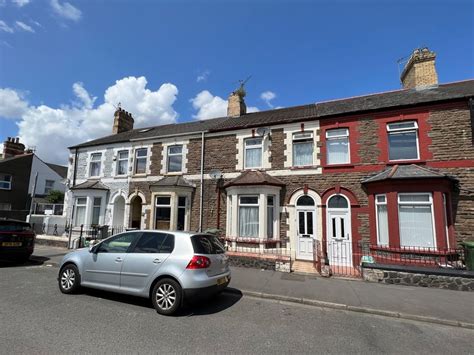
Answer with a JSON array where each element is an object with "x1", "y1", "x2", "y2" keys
[{"x1": 186, "y1": 255, "x2": 211, "y2": 269}]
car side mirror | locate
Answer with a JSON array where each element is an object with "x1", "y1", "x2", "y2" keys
[{"x1": 89, "y1": 240, "x2": 99, "y2": 253}]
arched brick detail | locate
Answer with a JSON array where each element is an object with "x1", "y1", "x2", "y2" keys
[
  {"x1": 321, "y1": 186, "x2": 359, "y2": 206},
  {"x1": 287, "y1": 187, "x2": 320, "y2": 205}
]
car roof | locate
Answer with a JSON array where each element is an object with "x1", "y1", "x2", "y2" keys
[{"x1": 125, "y1": 230, "x2": 210, "y2": 238}]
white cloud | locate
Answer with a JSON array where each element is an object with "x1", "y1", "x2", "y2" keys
[
  {"x1": 196, "y1": 70, "x2": 210, "y2": 83},
  {"x1": 1, "y1": 76, "x2": 178, "y2": 164},
  {"x1": 0, "y1": 20, "x2": 14, "y2": 33},
  {"x1": 12, "y1": 0, "x2": 30, "y2": 7},
  {"x1": 190, "y1": 90, "x2": 259, "y2": 120},
  {"x1": 15, "y1": 21, "x2": 35, "y2": 32},
  {"x1": 260, "y1": 90, "x2": 276, "y2": 108},
  {"x1": 0, "y1": 88, "x2": 29, "y2": 118},
  {"x1": 50, "y1": 0, "x2": 82, "y2": 22}
]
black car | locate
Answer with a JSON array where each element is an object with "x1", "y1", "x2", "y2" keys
[{"x1": 0, "y1": 219, "x2": 36, "y2": 262}]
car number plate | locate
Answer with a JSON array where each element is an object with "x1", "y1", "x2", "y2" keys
[
  {"x1": 1, "y1": 242, "x2": 22, "y2": 247},
  {"x1": 216, "y1": 276, "x2": 228, "y2": 285}
]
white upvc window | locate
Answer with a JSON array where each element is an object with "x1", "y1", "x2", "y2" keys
[
  {"x1": 91, "y1": 197, "x2": 102, "y2": 225},
  {"x1": 134, "y1": 148, "x2": 148, "y2": 174},
  {"x1": 44, "y1": 180, "x2": 54, "y2": 194},
  {"x1": 0, "y1": 173, "x2": 12, "y2": 190},
  {"x1": 398, "y1": 193, "x2": 435, "y2": 248},
  {"x1": 238, "y1": 195, "x2": 259, "y2": 237},
  {"x1": 387, "y1": 121, "x2": 419, "y2": 161},
  {"x1": 74, "y1": 197, "x2": 87, "y2": 226},
  {"x1": 116, "y1": 150, "x2": 129, "y2": 176},
  {"x1": 443, "y1": 193, "x2": 450, "y2": 249},
  {"x1": 244, "y1": 138, "x2": 263, "y2": 169},
  {"x1": 167, "y1": 145, "x2": 183, "y2": 173},
  {"x1": 177, "y1": 196, "x2": 187, "y2": 231},
  {"x1": 326, "y1": 128, "x2": 350, "y2": 165},
  {"x1": 267, "y1": 195, "x2": 275, "y2": 239},
  {"x1": 89, "y1": 153, "x2": 102, "y2": 177},
  {"x1": 375, "y1": 194, "x2": 389, "y2": 246},
  {"x1": 293, "y1": 132, "x2": 314, "y2": 166}
]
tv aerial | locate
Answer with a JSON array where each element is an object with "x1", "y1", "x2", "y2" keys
[{"x1": 256, "y1": 127, "x2": 271, "y2": 141}]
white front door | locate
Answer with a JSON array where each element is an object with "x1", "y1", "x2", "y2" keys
[
  {"x1": 296, "y1": 209, "x2": 315, "y2": 260},
  {"x1": 327, "y1": 209, "x2": 352, "y2": 266}
]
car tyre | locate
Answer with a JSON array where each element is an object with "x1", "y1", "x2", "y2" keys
[
  {"x1": 59, "y1": 264, "x2": 81, "y2": 294},
  {"x1": 152, "y1": 278, "x2": 182, "y2": 316}
]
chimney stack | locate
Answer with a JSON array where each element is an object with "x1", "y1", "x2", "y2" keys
[
  {"x1": 112, "y1": 106, "x2": 134, "y2": 134},
  {"x1": 3, "y1": 137, "x2": 26, "y2": 158},
  {"x1": 400, "y1": 48, "x2": 439, "y2": 89},
  {"x1": 227, "y1": 85, "x2": 247, "y2": 117}
]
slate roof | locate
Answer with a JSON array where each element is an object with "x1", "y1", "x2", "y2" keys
[
  {"x1": 361, "y1": 164, "x2": 451, "y2": 184},
  {"x1": 224, "y1": 170, "x2": 285, "y2": 188},
  {"x1": 46, "y1": 163, "x2": 68, "y2": 178},
  {"x1": 150, "y1": 176, "x2": 195, "y2": 189},
  {"x1": 70, "y1": 79, "x2": 474, "y2": 149},
  {"x1": 70, "y1": 179, "x2": 110, "y2": 190}
]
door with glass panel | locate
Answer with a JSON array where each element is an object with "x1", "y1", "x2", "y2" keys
[
  {"x1": 296, "y1": 195, "x2": 316, "y2": 260},
  {"x1": 326, "y1": 195, "x2": 352, "y2": 266}
]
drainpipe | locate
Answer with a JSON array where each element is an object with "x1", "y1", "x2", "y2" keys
[
  {"x1": 73, "y1": 148, "x2": 78, "y2": 187},
  {"x1": 198, "y1": 131, "x2": 205, "y2": 232}
]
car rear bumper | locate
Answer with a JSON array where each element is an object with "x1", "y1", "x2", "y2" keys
[
  {"x1": 183, "y1": 278, "x2": 231, "y2": 300},
  {"x1": 0, "y1": 247, "x2": 33, "y2": 260}
]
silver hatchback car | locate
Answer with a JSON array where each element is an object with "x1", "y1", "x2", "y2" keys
[{"x1": 58, "y1": 230, "x2": 231, "y2": 315}]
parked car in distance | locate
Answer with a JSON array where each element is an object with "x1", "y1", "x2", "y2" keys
[
  {"x1": 58, "y1": 230, "x2": 231, "y2": 315},
  {"x1": 0, "y1": 218, "x2": 36, "y2": 263}
]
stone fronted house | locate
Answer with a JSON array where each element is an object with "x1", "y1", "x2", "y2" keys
[{"x1": 64, "y1": 48, "x2": 474, "y2": 273}]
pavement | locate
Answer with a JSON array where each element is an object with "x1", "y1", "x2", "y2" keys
[{"x1": 29, "y1": 245, "x2": 474, "y2": 329}]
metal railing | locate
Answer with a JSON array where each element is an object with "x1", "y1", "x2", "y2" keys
[{"x1": 218, "y1": 235, "x2": 291, "y2": 261}]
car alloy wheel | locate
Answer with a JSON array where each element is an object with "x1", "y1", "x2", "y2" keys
[
  {"x1": 152, "y1": 278, "x2": 182, "y2": 315},
  {"x1": 58, "y1": 264, "x2": 81, "y2": 294},
  {"x1": 156, "y1": 283, "x2": 176, "y2": 310}
]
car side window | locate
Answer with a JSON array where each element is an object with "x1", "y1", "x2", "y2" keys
[
  {"x1": 97, "y1": 232, "x2": 139, "y2": 253},
  {"x1": 131, "y1": 232, "x2": 174, "y2": 253}
]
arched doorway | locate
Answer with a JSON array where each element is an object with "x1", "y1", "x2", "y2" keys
[
  {"x1": 296, "y1": 195, "x2": 316, "y2": 260},
  {"x1": 130, "y1": 195, "x2": 142, "y2": 229},
  {"x1": 326, "y1": 194, "x2": 352, "y2": 266},
  {"x1": 112, "y1": 196, "x2": 125, "y2": 227}
]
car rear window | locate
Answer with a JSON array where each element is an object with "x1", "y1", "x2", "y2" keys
[
  {"x1": 190, "y1": 234, "x2": 225, "y2": 254},
  {"x1": 0, "y1": 220, "x2": 32, "y2": 232}
]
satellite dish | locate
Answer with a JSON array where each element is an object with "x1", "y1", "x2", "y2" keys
[
  {"x1": 209, "y1": 169, "x2": 222, "y2": 180},
  {"x1": 256, "y1": 127, "x2": 270, "y2": 137}
]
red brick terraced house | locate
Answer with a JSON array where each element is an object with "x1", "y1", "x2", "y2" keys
[{"x1": 65, "y1": 48, "x2": 474, "y2": 275}]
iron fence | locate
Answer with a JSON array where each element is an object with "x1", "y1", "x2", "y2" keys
[{"x1": 314, "y1": 240, "x2": 467, "y2": 278}]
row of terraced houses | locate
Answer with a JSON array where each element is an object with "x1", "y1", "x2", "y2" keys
[{"x1": 63, "y1": 48, "x2": 474, "y2": 275}]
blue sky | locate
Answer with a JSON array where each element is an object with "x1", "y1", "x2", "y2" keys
[{"x1": 0, "y1": 0, "x2": 473, "y2": 164}]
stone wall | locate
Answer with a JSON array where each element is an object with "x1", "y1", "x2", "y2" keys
[
  {"x1": 228, "y1": 255, "x2": 291, "y2": 272},
  {"x1": 362, "y1": 266, "x2": 474, "y2": 292}
]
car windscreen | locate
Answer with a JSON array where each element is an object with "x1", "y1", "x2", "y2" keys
[
  {"x1": 0, "y1": 220, "x2": 31, "y2": 232},
  {"x1": 190, "y1": 234, "x2": 225, "y2": 254}
]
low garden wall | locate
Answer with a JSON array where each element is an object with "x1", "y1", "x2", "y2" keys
[
  {"x1": 228, "y1": 253, "x2": 291, "y2": 273},
  {"x1": 362, "y1": 263, "x2": 474, "y2": 291}
]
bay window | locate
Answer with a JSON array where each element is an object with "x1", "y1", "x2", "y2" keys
[
  {"x1": 74, "y1": 197, "x2": 87, "y2": 226},
  {"x1": 239, "y1": 196, "x2": 259, "y2": 237},
  {"x1": 375, "y1": 194, "x2": 389, "y2": 246},
  {"x1": 89, "y1": 153, "x2": 102, "y2": 177},
  {"x1": 244, "y1": 138, "x2": 263, "y2": 169},
  {"x1": 91, "y1": 197, "x2": 102, "y2": 225},
  {"x1": 398, "y1": 193, "x2": 435, "y2": 248},
  {"x1": 177, "y1": 196, "x2": 186, "y2": 231},
  {"x1": 293, "y1": 132, "x2": 313, "y2": 166},
  {"x1": 326, "y1": 128, "x2": 349, "y2": 165},
  {"x1": 387, "y1": 121, "x2": 419, "y2": 161},
  {"x1": 155, "y1": 196, "x2": 172, "y2": 230},
  {"x1": 135, "y1": 148, "x2": 147, "y2": 174},
  {"x1": 117, "y1": 150, "x2": 129, "y2": 176},
  {"x1": 267, "y1": 196, "x2": 275, "y2": 238}
]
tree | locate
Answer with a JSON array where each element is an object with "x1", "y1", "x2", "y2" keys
[{"x1": 46, "y1": 190, "x2": 64, "y2": 204}]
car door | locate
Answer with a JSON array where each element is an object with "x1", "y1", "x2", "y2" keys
[
  {"x1": 119, "y1": 232, "x2": 174, "y2": 293},
  {"x1": 82, "y1": 232, "x2": 140, "y2": 290}
]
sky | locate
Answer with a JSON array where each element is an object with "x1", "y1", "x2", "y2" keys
[{"x1": 0, "y1": 0, "x2": 473, "y2": 165}]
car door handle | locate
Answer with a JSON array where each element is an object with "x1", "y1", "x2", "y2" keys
[
  {"x1": 115, "y1": 257, "x2": 123, "y2": 262},
  {"x1": 153, "y1": 259, "x2": 162, "y2": 264}
]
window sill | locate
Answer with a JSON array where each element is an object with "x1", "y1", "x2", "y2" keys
[
  {"x1": 165, "y1": 172, "x2": 184, "y2": 176},
  {"x1": 131, "y1": 173, "x2": 148, "y2": 178},
  {"x1": 386, "y1": 160, "x2": 425, "y2": 165},
  {"x1": 290, "y1": 165, "x2": 319, "y2": 170},
  {"x1": 323, "y1": 163, "x2": 354, "y2": 169}
]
